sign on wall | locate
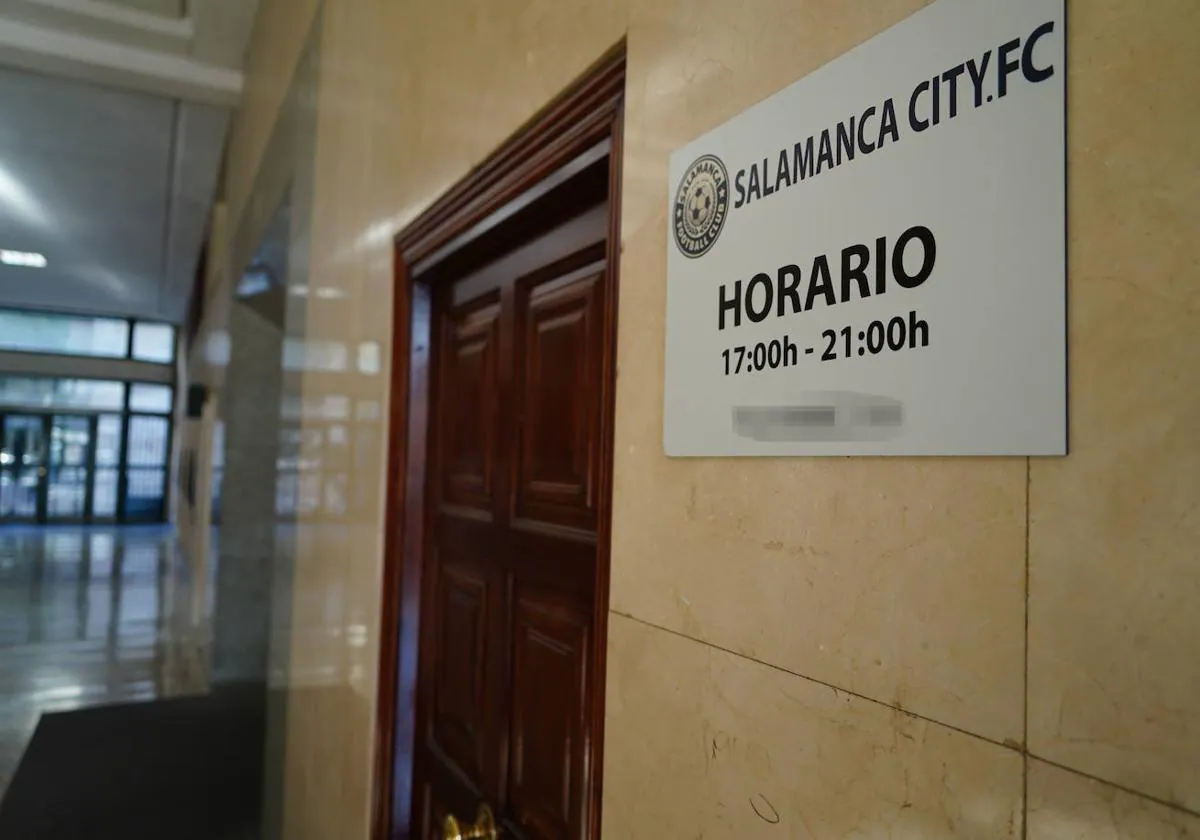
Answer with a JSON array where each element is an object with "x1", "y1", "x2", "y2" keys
[{"x1": 664, "y1": 0, "x2": 1066, "y2": 456}]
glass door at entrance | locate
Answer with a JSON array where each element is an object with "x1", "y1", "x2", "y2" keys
[
  {"x1": 0, "y1": 415, "x2": 46, "y2": 520},
  {"x1": 0, "y1": 414, "x2": 99, "y2": 523},
  {"x1": 46, "y1": 415, "x2": 91, "y2": 521}
]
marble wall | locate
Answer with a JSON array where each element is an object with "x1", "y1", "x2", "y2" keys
[
  {"x1": 212, "y1": 291, "x2": 285, "y2": 685},
  {"x1": 204, "y1": 0, "x2": 1200, "y2": 836}
]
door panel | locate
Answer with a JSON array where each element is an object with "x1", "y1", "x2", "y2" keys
[
  {"x1": 508, "y1": 591, "x2": 589, "y2": 840},
  {"x1": 441, "y1": 300, "x2": 501, "y2": 513},
  {"x1": 125, "y1": 414, "x2": 170, "y2": 521},
  {"x1": 0, "y1": 415, "x2": 46, "y2": 521},
  {"x1": 0, "y1": 415, "x2": 45, "y2": 518},
  {"x1": 46, "y1": 415, "x2": 91, "y2": 520},
  {"x1": 92, "y1": 415, "x2": 122, "y2": 519},
  {"x1": 432, "y1": 562, "x2": 491, "y2": 781},
  {"x1": 514, "y1": 262, "x2": 604, "y2": 532}
]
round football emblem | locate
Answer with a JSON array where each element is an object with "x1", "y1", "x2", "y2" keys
[{"x1": 673, "y1": 154, "x2": 730, "y2": 258}]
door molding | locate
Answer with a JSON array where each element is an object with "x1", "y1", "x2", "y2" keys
[{"x1": 373, "y1": 44, "x2": 625, "y2": 840}]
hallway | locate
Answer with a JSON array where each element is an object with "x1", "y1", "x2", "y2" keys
[{"x1": 0, "y1": 525, "x2": 210, "y2": 798}]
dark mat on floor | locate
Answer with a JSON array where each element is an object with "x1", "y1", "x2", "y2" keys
[{"x1": 0, "y1": 688, "x2": 265, "y2": 840}]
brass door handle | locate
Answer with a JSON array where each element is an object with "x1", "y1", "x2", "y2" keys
[{"x1": 443, "y1": 804, "x2": 498, "y2": 840}]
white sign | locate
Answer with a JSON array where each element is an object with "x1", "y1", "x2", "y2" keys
[{"x1": 664, "y1": 0, "x2": 1066, "y2": 456}]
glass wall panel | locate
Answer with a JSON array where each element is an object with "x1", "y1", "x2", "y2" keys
[
  {"x1": 92, "y1": 414, "x2": 122, "y2": 519},
  {"x1": 128, "y1": 384, "x2": 173, "y2": 413},
  {"x1": 0, "y1": 310, "x2": 128, "y2": 357},
  {"x1": 131, "y1": 322, "x2": 175, "y2": 363},
  {"x1": 124, "y1": 469, "x2": 165, "y2": 520},
  {"x1": 0, "y1": 377, "x2": 125, "y2": 411},
  {"x1": 126, "y1": 416, "x2": 169, "y2": 467},
  {"x1": 46, "y1": 416, "x2": 89, "y2": 519},
  {"x1": 95, "y1": 415, "x2": 122, "y2": 466},
  {"x1": 92, "y1": 469, "x2": 118, "y2": 518}
]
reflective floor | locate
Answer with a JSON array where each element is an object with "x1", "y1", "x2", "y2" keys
[{"x1": 0, "y1": 525, "x2": 210, "y2": 798}]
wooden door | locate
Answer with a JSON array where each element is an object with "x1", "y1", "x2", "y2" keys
[
  {"x1": 411, "y1": 150, "x2": 614, "y2": 840},
  {"x1": 374, "y1": 52, "x2": 624, "y2": 840}
]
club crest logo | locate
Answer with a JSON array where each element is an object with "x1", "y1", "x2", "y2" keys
[{"x1": 673, "y1": 154, "x2": 730, "y2": 258}]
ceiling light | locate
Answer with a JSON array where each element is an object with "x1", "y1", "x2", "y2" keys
[
  {"x1": 1, "y1": 250, "x2": 46, "y2": 268},
  {"x1": 289, "y1": 286, "x2": 309, "y2": 297},
  {"x1": 315, "y1": 287, "x2": 345, "y2": 300}
]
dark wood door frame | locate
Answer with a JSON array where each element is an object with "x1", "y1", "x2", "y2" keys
[{"x1": 373, "y1": 45, "x2": 625, "y2": 840}]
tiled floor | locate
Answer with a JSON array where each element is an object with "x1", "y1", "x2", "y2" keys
[{"x1": 0, "y1": 525, "x2": 210, "y2": 798}]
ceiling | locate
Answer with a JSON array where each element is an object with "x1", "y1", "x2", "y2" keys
[
  {"x1": 0, "y1": 0, "x2": 260, "y2": 323},
  {"x1": 0, "y1": 68, "x2": 226, "y2": 322}
]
